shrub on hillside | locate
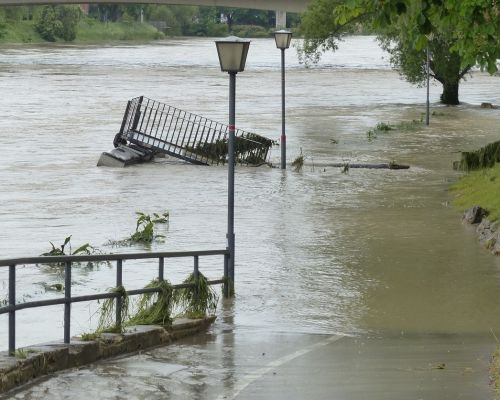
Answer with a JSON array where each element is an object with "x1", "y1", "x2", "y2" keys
[{"x1": 34, "y1": 5, "x2": 80, "y2": 42}]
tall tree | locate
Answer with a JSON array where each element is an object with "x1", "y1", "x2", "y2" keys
[{"x1": 299, "y1": 0, "x2": 500, "y2": 105}]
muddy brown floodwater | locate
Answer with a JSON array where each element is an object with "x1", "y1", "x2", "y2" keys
[{"x1": 1, "y1": 36, "x2": 500, "y2": 399}]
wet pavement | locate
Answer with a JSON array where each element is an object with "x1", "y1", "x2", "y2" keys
[{"x1": 8, "y1": 312, "x2": 495, "y2": 399}]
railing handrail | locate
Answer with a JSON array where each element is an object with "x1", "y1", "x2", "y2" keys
[
  {"x1": 2, "y1": 248, "x2": 230, "y2": 355},
  {"x1": 0, "y1": 249, "x2": 228, "y2": 267}
]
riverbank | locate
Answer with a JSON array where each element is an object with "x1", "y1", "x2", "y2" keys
[
  {"x1": 451, "y1": 163, "x2": 500, "y2": 256},
  {"x1": 0, "y1": 18, "x2": 164, "y2": 44},
  {"x1": 0, "y1": 18, "x2": 276, "y2": 45},
  {"x1": 452, "y1": 163, "x2": 500, "y2": 222}
]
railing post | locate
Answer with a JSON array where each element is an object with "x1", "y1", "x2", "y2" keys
[
  {"x1": 193, "y1": 256, "x2": 199, "y2": 280},
  {"x1": 223, "y1": 253, "x2": 229, "y2": 299},
  {"x1": 158, "y1": 257, "x2": 164, "y2": 281},
  {"x1": 8, "y1": 265, "x2": 15, "y2": 355},
  {"x1": 64, "y1": 262, "x2": 71, "y2": 344},
  {"x1": 116, "y1": 259, "x2": 123, "y2": 329},
  {"x1": 193, "y1": 255, "x2": 199, "y2": 301}
]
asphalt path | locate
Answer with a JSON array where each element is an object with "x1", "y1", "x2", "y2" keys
[{"x1": 8, "y1": 320, "x2": 496, "y2": 400}]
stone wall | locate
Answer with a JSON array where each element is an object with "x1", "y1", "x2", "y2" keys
[
  {"x1": 0, "y1": 316, "x2": 215, "y2": 394},
  {"x1": 463, "y1": 205, "x2": 500, "y2": 256}
]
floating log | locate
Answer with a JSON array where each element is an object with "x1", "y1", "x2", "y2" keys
[{"x1": 302, "y1": 162, "x2": 410, "y2": 170}]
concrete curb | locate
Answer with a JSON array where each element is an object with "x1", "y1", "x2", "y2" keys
[{"x1": 0, "y1": 316, "x2": 216, "y2": 394}]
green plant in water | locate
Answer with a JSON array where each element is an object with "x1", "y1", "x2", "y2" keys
[
  {"x1": 96, "y1": 286, "x2": 129, "y2": 334},
  {"x1": 129, "y1": 212, "x2": 168, "y2": 244},
  {"x1": 128, "y1": 279, "x2": 174, "y2": 326},
  {"x1": 174, "y1": 272, "x2": 219, "y2": 319},
  {"x1": 40, "y1": 282, "x2": 64, "y2": 292},
  {"x1": 375, "y1": 122, "x2": 393, "y2": 131},
  {"x1": 42, "y1": 236, "x2": 95, "y2": 257},
  {"x1": 366, "y1": 129, "x2": 377, "y2": 140}
]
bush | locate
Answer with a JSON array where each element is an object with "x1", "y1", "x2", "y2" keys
[
  {"x1": 231, "y1": 24, "x2": 270, "y2": 38},
  {"x1": 56, "y1": 5, "x2": 80, "y2": 41},
  {"x1": 34, "y1": 5, "x2": 80, "y2": 42},
  {"x1": 34, "y1": 6, "x2": 61, "y2": 41}
]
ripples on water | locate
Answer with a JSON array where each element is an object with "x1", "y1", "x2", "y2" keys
[{"x1": 1, "y1": 37, "x2": 500, "y2": 349}]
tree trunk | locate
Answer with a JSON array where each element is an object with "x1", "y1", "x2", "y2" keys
[{"x1": 440, "y1": 81, "x2": 459, "y2": 105}]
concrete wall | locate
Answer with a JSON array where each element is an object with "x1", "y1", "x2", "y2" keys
[
  {"x1": 0, "y1": 317, "x2": 216, "y2": 394},
  {"x1": 0, "y1": 0, "x2": 310, "y2": 13}
]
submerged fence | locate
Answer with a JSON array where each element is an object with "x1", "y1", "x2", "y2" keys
[
  {"x1": 0, "y1": 250, "x2": 229, "y2": 356},
  {"x1": 117, "y1": 96, "x2": 274, "y2": 166}
]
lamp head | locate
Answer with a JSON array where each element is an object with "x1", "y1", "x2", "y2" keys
[
  {"x1": 215, "y1": 36, "x2": 251, "y2": 73},
  {"x1": 274, "y1": 29, "x2": 293, "y2": 50}
]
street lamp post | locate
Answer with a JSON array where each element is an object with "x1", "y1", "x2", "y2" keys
[
  {"x1": 274, "y1": 29, "x2": 292, "y2": 170},
  {"x1": 215, "y1": 36, "x2": 250, "y2": 296}
]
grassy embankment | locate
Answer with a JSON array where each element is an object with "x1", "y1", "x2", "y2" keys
[
  {"x1": 451, "y1": 141, "x2": 500, "y2": 221},
  {"x1": 0, "y1": 17, "x2": 163, "y2": 44},
  {"x1": 451, "y1": 163, "x2": 500, "y2": 221}
]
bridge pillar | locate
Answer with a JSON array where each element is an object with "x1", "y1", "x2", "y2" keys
[{"x1": 275, "y1": 10, "x2": 287, "y2": 28}]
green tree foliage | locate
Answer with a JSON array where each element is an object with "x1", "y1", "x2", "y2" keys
[
  {"x1": 34, "y1": 6, "x2": 61, "y2": 41},
  {"x1": 34, "y1": 5, "x2": 80, "y2": 42},
  {"x1": 299, "y1": 0, "x2": 500, "y2": 105},
  {"x1": 56, "y1": 5, "x2": 80, "y2": 41}
]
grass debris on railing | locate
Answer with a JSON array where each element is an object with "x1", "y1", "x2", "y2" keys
[
  {"x1": 187, "y1": 136, "x2": 270, "y2": 165},
  {"x1": 96, "y1": 286, "x2": 129, "y2": 334},
  {"x1": 88, "y1": 273, "x2": 219, "y2": 339},
  {"x1": 128, "y1": 279, "x2": 175, "y2": 326},
  {"x1": 173, "y1": 272, "x2": 219, "y2": 319}
]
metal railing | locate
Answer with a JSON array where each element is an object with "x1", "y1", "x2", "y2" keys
[
  {"x1": 118, "y1": 96, "x2": 274, "y2": 166},
  {"x1": 0, "y1": 249, "x2": 230, "y2": 356}
]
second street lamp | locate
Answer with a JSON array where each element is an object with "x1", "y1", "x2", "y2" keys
[
  {"x1": 274, "y1": 29, "x2": 292, "y2": 170},
  {"x1": 215, "y1": 36, "x2": 250, "y2": 296}
]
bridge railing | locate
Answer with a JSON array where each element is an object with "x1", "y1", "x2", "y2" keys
[{"x1": 0, "y1": 249, "x2": 229, "y2": 356}]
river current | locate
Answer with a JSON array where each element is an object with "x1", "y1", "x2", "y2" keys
[{"x1": 1, "y1": 36, "x2": 500, "y2": 350}]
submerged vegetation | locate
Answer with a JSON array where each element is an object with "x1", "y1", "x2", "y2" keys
[
  {"x1": 42, "y1": 235, "x2": 95, "y2": 257},
  {"x1": 291, "y1": 149, "x2": 305, "y2": 172},
  {"x1": 454, "y1": 140, "x2": 500, "y2": 172},
  {"x1": 106, "y1": 211, "x2": 169, "y2": 247},
  {"x1": 129, "y1": 211, "x2": 169, "y2": 244},
  {"x1": 366, "y1": 120, "x2": 422, "y2": 140}
]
